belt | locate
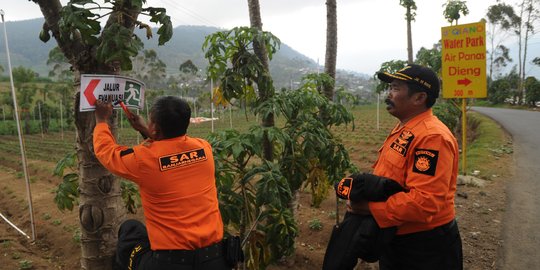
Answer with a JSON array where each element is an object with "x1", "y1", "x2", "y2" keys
[{"x1": 152, "y1": 241, "x2": 224, "y2": 265}]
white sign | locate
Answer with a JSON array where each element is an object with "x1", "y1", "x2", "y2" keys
[{"x1": 79, "y1": 74, "x2": 145, "y2": 112}]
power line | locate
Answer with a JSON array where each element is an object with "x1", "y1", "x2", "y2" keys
[{"x1": 157, "y1": 0, "x2": 219, "y2": 27}]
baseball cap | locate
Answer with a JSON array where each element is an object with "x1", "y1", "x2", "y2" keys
[{"x1": 377, "y1": 64, "x2": 440, "y2": 97}]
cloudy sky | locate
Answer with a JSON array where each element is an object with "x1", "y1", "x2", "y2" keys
[{"x1": 1, "y1": 0, "x2": 539, "y2": 76}]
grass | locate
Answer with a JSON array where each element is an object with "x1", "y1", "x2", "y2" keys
[
  {"x1": 472, "y1": 99, "x2": 537, "y2": 111},
  {"x1": 461, "y1": 112, "x2": 512, "y2": 179},
  {"x1": 0, "y1": 104, "x2": 511, "y2": 184},
  {"x1": 308, "y1": 218, "x2": 323, "y2": 231}
]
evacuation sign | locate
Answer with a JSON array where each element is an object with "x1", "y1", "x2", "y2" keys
[
  {"x1": 441, "y1": 21, "x2": 487, "y2": 98},
  {"x1": 79, "y1": 74, "x2": 145, "y2": 112}
]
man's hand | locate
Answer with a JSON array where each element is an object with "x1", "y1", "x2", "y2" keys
[
  {"x1": 127, "y1": 113, "x2": 151, "y2": 139},
  {"x1": 95, "y1": 100, "x2": 112, "y2": 123}
]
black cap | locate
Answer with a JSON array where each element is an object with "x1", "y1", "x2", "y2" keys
[{"x1": 377, "y1": 64, "x2": 440, "y2": 97}]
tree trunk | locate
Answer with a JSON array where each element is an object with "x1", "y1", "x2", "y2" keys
[
  {"x1": 34, "y1": 0, "x2": 135, "y2": 268},
  {"x1": 324, "y1": 0, "x2": 337, "y2": 100},
  {"x1": 521, "y1": 0, "x2": 534, "y2": 102},
  {"x1": 24, "y1": 111, "x2": 31, "y2": 134},
  {"x1": 517, "y1": 1, "x2": 525, "y2": 104},
  {"x1": 406, "y1": 6, "x2": 414, "y2": 64},
  {"x1": 74, "y1": 74, "x2": 126, "y2": 270},
  {"x1": 247, "y1": 0, "x2": 275, "y2": 161},
  {"x1": 489, "y1": 24, "x2": 494, "y2": 82}
]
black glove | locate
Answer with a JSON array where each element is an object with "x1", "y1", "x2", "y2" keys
[{"x1": 335, "y1": 173, "x2": 404, "y2": 202}]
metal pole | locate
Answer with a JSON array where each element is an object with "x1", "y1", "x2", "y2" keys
[
  {"x1": 229, "y1": 104, "x2": 232, "y2": 129},
  {"x1": 0, "y1": 212, "x2": 30, "y2": 239},
  {"x1": 210, "y1": 79, "x2": 214, "y2": 132},
  {"x1": 60, "y1": 101, "x2": 64, "y2": 140},
  {"x1": 136, "y1": 109, "x2": 140, "y2": 144},
  {"x1": 38, "y1": 102, "x2": 43, "y2": 139},
  {"x1": 1, "y1": 10, "x2": 36, "y2": 241},
  {"x1": 193, "y1": 98, "x2": 197, "y2": 118},
  {"x1": 377, "y1": 92, "x2": 380, "y2": 130},
  {"x1": 145, "y1": 98, "x2": 149, "y2": 117},
  {"x1": 461, "y1": 98, "x2": 467, "y2": 175}
]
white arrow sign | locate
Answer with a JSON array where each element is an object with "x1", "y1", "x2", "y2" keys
[{"x1": 79, "y1": 74, "x2": 145, "y2": 112}]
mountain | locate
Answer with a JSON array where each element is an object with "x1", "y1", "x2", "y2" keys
[{"x1": 0, "y1": 18, "x2": 373, "y2": 92}]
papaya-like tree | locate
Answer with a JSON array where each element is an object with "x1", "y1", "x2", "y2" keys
[
  {"x1": 399, "y1": 0, "x2": 417, "y2": 64},
  {"x1": 323, "y1": 0, "x2": 337, "y2": 100},
  {"x1": 30, "y1": 0, "x2": 172, "y2": 268},
  {"x1": 443, "y1": 0, "x2": 469, "y2": 25},
  {"x1": 247, "y1": 0, "x2": 275, "y2": 161}
]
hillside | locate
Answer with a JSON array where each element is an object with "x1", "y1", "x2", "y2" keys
[{"x1": 0, "y1": 18, "x2": 373, "y2": 92}]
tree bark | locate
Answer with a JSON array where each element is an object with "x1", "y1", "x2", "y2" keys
[
  {"x1": 323, "y1": 0, "x2": 337, "y2": 100},
  {"x1": 247, "y1": 0, "x2": 274, "y2": 161},
  {"x1": 517, "y1": 1, "x2": 525, "y2": 104},
  {"x1": 406, "y1": 6, "x2": 414, "y2": 64},
  {"x1": 489, "y1": 24, "x2": 495, "y2": 82},
  {"x1": 521, "y1": 0, "x2": 534, "y2": 102},
  {"x1": 34, "y1": 0, "x2": 132, "y2": 268}
]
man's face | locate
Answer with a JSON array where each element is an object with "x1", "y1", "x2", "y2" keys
[{"x1": 385, "y1": 80, "x2": 416, "y2": 120}]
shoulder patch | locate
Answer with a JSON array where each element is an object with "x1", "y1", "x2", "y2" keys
[
  {"x1": 412, "y1": 148, "x2": 439, "y2": 176},
  {"x1": 390, "y1": 130, "x2": 415, "y2": 156},
  {"x1": 120, "y1": 148, "x2": 134, "y2": 157},
  {"x1": 159, "y1": 148, "x2": 207, "y2": 172}
]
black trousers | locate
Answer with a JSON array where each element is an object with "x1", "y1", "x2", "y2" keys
[
  {"x1": 379, "y1": 220, "x2": 463, "y2": 270},
  {"x1": 114, "y1": 219, "x2": 231, "y2": 270}
]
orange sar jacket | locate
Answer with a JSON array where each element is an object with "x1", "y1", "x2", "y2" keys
[
  {"x1": 368, "y1": 109, "x2": 459, "y2": 235},
  {"x1": 93, "y1": 122, "x2": 224, "y2": 250}
]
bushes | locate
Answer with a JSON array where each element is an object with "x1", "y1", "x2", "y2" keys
[
  {"x1": 0, "y1": 119, "x2": 75, "y2": 135},
  {"x1": 433, "y1": 100, "x2": 461, "y2": 133}
]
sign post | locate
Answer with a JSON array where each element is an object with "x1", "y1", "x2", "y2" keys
[
  {"x1": 79, "y1": 74, "x2": 145, "y2": 112},
  {"x1": 441, "y1": 21, "x2": 487, "y2": 175}
]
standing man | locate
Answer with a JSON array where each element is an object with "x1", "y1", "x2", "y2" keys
[
  {"x1": 93, "y1": 96, "x2": 231, "y2": 270},
  {"x1": 349, "y1": 64, "x2": 463, "y2": 269}
]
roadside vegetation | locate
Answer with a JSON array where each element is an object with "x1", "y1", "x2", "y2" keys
[{"x1": 462, "y1": 111, "x2": 513, "y2": 180}]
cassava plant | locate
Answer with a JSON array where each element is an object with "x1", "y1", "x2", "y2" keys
[{"x1": 207, "y1": 73, "x2": 356, "y2": 269}]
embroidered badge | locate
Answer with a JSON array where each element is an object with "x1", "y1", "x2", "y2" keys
[
  {"x1": 390, "y1": 130, "x2": 415, "y2": 156},
  {"x1": 159, "y1": 148, "x2": 207, "y2": 171},
  {"x1": 336, "y1": 177, "x2": 353, "y2": 200},
  {"x1": 412, "y1": 148, "x2": 439, "y2": 176}
]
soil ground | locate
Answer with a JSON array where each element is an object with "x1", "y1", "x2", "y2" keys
[
  {"x1": 0, "y1": 159, "x2": 509, "y2": 270},
  {"x1": 0, "y1": 126, "x2": 511, "y2": 270}
]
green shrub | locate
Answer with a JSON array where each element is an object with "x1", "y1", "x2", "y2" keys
[{"x1": 308, "y1": 218, "x2": 323, "y2": 231}]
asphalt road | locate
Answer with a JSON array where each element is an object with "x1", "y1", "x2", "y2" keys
[{"x1": 471, "y1": 107, "x2": 540, "y2": 269}]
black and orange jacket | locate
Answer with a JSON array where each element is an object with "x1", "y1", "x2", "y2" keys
[
  {"x1": 368, "y1": 109, "x2": 459, "y2": 235},
  {"x1": 93, "y1": 122, "x2": 224, "y2": 250}
]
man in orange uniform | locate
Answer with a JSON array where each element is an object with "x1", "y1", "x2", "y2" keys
[
  {"x1": 349, "y1": 64, "x2": 463, "y2": 269},
  {"x1": 93, "y1": 96, "x2": 230, "y2": 270}
]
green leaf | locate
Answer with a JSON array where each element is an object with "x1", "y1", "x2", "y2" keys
[{"x1": 71, "y1": 0, "x2": 97, "y2": 5}]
